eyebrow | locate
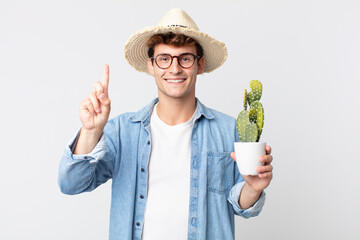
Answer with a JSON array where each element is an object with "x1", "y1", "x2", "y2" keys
[{"x1": 156, "y1": 52, "x2": 195, "y2": 56}]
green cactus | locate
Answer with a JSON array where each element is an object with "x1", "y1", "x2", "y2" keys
[
  {"x1": 250, "y1": 101, "x2": 264, "y2": 136},
  {"x1": 249, "y1": 103, "x2": 257, "y2": 123},
  {"x1": 247, "y1": 91, "x2": 253, "y2": 106},
  {"x1": 250, "y1": 80, "x2": 262, "y2": 101},
  {"x1": 236, "y1": 80, "x2": 265, "y2": 142},
  {"x1": 243, "y1": 89, "x2": 247, "y2": 110},
  {"x1": 236, "y1": 110, "x2": 250, "y2": 142},
  {"x1": 245, "y1": 123, "x2": 258, "y2": 142}
]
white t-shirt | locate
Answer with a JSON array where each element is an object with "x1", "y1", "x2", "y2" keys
[{"x1": 142, "y1": 104, "x2": 196, "y2": 240}]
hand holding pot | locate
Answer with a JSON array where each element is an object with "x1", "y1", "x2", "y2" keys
[{"x1": 231, "y1": 145, "x2": 273, "y2": 193}]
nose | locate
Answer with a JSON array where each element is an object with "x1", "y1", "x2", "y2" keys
[{"x1": 169, "y1": 57, "x2": 182, "y2": 74}]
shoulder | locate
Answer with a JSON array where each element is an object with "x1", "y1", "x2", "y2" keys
[
  {"x1": 196, "y1": 98, "x2": 235, "y2": 124},
  {"x1": 107, "y1": 98, "x2": 158, "y2": 127},
  {"x1": 196, "y1": 103, "x2": 238, "y2": 147},
  {"x1": 199, "y1": 103, "x2": 236, "y2": 127},
  {"x1": 197, "y1": 102, "x2": 237, "y2": 140},
  {"x1": 107, "y1": 112, "x2": 138, "y2": 129},
  {"x1": 208, "y1": 107, "x2": 235, "y2": 123}
]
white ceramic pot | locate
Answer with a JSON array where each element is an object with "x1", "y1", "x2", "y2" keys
[{"x1": 234, "y1": 142, "x2": 266, "y2": 176}]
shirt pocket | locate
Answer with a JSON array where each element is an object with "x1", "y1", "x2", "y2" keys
[{"x1": 207, "y1": 151, "x2": 234, "y2": 195}]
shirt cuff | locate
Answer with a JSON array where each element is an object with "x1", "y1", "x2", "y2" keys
[
  {"x1": 65, "y1": 129, "x2": 107, "y2": 164},
  {"x1": 228, "y1": 181, "x2": 266, "y2": 218}
]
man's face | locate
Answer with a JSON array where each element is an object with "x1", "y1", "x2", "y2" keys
[{"x1": 147, "y1": 43, "x2": 205, "y2": 101}]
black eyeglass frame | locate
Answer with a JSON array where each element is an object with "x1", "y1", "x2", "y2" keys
[{"x1": 151, "y1": 53, "x2": 201, "y2": 69}]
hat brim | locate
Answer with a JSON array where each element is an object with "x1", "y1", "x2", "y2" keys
[{"x1": 124, "y1": 26, "x2": 227, "y2": 74}]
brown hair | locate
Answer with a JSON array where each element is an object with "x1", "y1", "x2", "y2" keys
[{"x1": 147, "y1": 32, "x2": 204, "y2": 60}]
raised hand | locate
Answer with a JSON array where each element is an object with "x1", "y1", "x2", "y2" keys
[
  {"x1": 74, "y1": 64, "x2": 111, "y2": 155},
  {"x1": 80, "y1": 64, "x2": 111, "y2": 134}
]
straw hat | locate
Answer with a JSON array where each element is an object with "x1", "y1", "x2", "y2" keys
[{"x1": 124, "y1": 8, "x2": 228, "y2": 74}]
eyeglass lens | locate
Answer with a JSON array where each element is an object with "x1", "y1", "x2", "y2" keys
[{"x1": 155, "y1": 53, "x2": 196, "y2": 69}]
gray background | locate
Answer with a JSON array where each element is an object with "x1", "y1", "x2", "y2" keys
[{"x1": 1, "y1": 0, "x2": 359, "y2": 239}]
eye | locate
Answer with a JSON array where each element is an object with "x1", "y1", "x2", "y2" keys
[
  {"x1": 157, "y1": 55, "x2": 170, "y2": 62},
  {"x1": 181, "y1": 55, "x2": 193, "y2": 61}
]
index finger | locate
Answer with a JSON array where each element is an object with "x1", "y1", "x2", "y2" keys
[{"x1": 102, "y1": 64, "x2": 109, "y2": 93}]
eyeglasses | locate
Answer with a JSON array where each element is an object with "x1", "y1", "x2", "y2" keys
[{"x1": 151, "y1": 53, "x2": 200, "y2": 69}]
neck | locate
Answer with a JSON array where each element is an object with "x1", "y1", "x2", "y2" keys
[{"x1": 156, "y1": 96, "x2": 197, "y2": 126}]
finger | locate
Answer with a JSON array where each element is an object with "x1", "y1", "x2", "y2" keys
[
  {"x1": 89, "y1": 91, "x2": 101, "y2": 113},
  {"x1": 102, "y1": 64, "x2": 109, "y2": 94},
  {"x1": 257, "y1": 164, "x2": 273, "y2": 173},
  {"x1": 259, "y1": 172, "x2": 273, "y2": 179},
  {"x1": 98, "y1": 92, "x2": 111, "y2": 106},
  {"x1": 85, "y1": 100, "x2": 96, "y2": 116},
  {"x1": 80, "y1": 98, "x2": 96, "y2": 116},
  {"x1": 230, "y1": 152, "x2": 236, "y2": 162},
  {"x1": 80, "y1": 99, "x2": 95, "y2": 115},
  {"x1": 260, "y1": 154, "x2": 273, "y2": 164},
  {"x1": 265, "y1": 145, "x2": 272, "y2": 155},
  {"x1": 94, "y1": 81, "x2": 104, "y2": 97}
]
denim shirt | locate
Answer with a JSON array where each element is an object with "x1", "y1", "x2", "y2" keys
[{"x1": 58, "y1": 98, "x2": 265, "y2": 240}]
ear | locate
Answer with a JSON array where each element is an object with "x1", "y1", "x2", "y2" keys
[
  {"x1": 147, "y1": 58, "x2": 155, "y2": 76},
  {"x1": 197, "y1": 57, "x2": 205, "y2": 74}
]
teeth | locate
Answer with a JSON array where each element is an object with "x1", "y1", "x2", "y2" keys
[{"x1": 167, "y1": 79, "x2": 184, "y2": 83}]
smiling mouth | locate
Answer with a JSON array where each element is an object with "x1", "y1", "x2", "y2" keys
[{"x1": 165, "y1": 78, "x2": 186, "y2": 83}]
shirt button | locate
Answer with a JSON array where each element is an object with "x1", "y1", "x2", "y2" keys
[
  {"x1": 136, "y1": 222, "x2": 140, "y2": 226},
  {"x1": 147, "y1": 140, "x2": 150, "y2": 145},
  {"x1": 141, "y1": 168, "x2": 145, "y2": 172},
  {"x1": 140, "y1": 195, "x2": 144, "y2": 199},
  {"x1": 191, "y1": 217, "x2": 197, "y2": 226}
]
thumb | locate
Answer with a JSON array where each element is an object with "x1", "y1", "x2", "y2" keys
[{"x1": 230, "y1": 152, "x2": 236, "y2": 162}]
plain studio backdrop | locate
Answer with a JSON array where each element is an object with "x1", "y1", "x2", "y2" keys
[{"x1": 1, "y1": 0, "x2": 359, "y2": 239}]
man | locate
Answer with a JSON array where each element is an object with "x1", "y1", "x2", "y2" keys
[{"x1": 58, "y1": 8, "x2": 273, "y2": 240}]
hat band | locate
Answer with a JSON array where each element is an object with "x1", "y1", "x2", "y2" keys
[{"x1": 168, "y1": 24, "x2": 188, "y2": 28}]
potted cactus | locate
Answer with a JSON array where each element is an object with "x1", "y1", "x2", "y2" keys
[{"x1": 234, "y1": 80, "x2": 266, "y2": 175}]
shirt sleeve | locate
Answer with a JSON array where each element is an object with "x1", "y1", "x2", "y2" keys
[
  {"x1": 58, "y1": 120, "x2": 117, "y2": 195},
  {"x1": 67, "y1": 129, "x2": 107, "y2": 164},
  {"x1": 227, "y1": 181, "x2": 266, "y2": 218}
]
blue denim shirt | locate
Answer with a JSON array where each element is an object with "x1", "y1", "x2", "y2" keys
[{"x1": 58, "y1": 98, "x2": 265, "y2": 240}]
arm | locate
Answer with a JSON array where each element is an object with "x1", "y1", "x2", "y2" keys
[
  {"x1": 58, "y1": 64, "x2": 113, "y2": 194},
  {"x1": 58, "y1": 122, "x2": 117, "y2": 195},
  {"x1": 238, "y1": 182, "x2": 262, "y2": 210}
]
